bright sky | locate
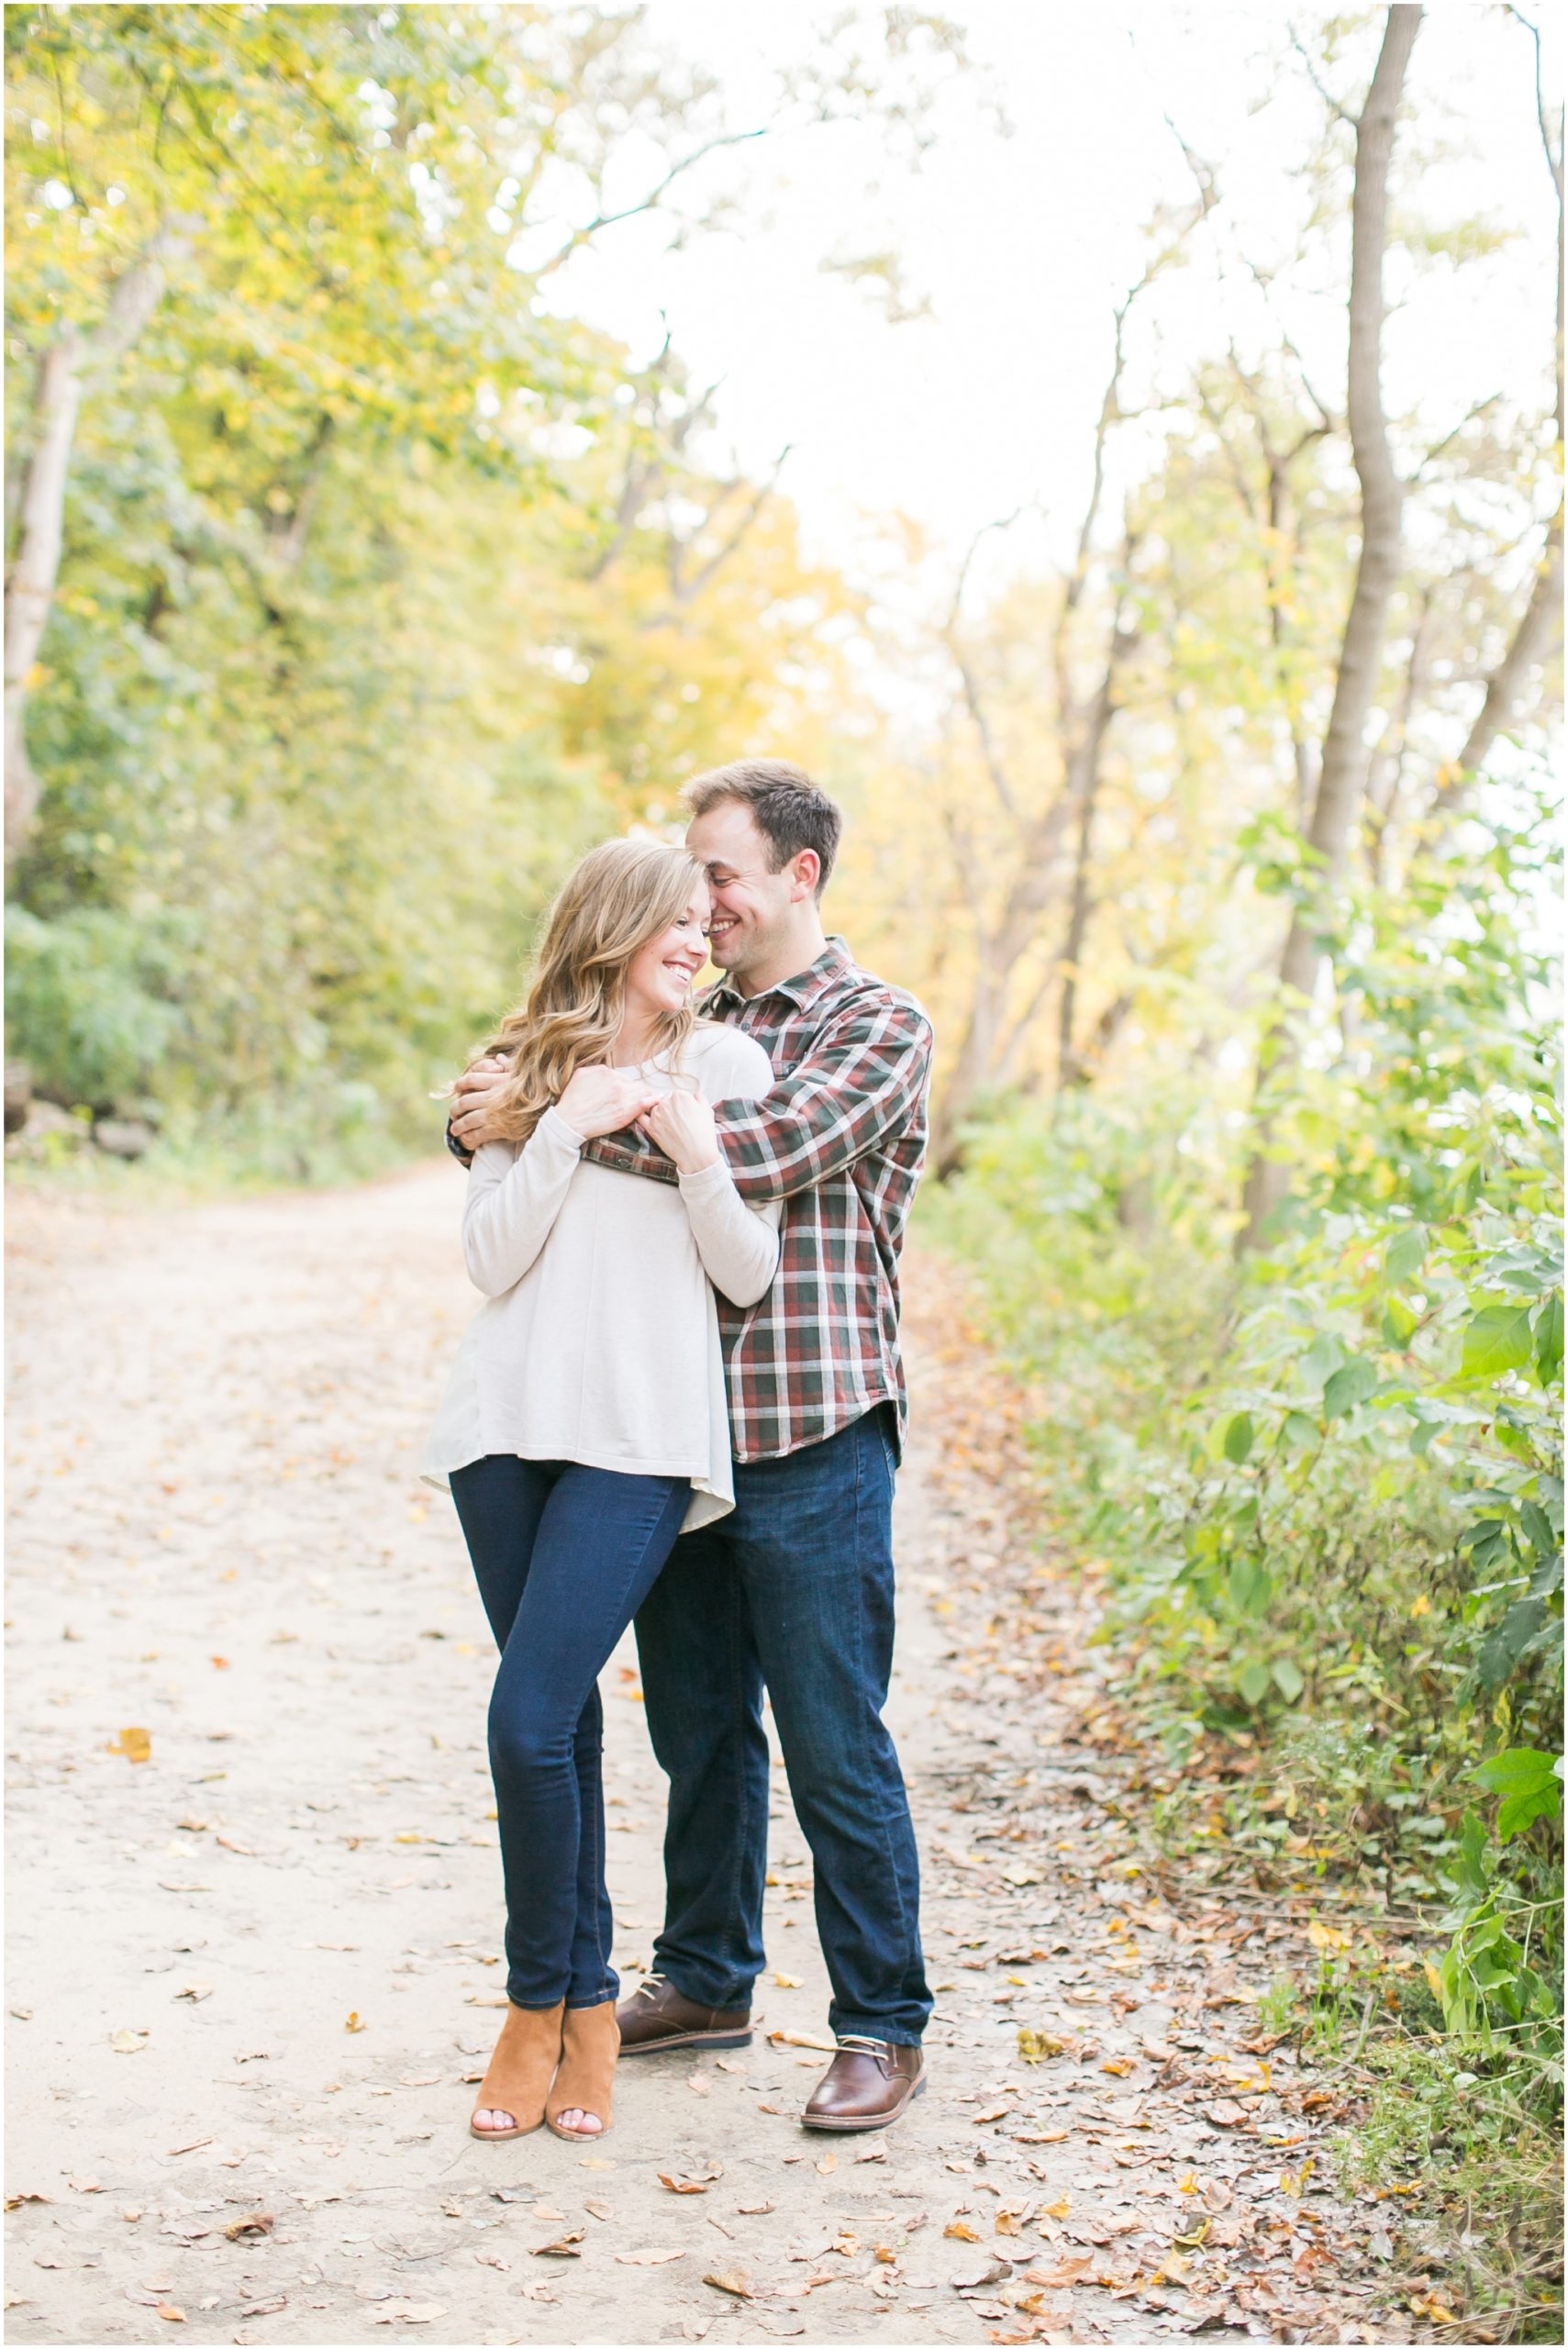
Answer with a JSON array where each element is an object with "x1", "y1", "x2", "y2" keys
[{"x1": 543, "y1": 2, "x2": 1561, "y2": 607}]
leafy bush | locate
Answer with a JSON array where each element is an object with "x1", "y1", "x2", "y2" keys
[{"x1": 922, "y1": 811, "x2": 1562, "y2": 2096}]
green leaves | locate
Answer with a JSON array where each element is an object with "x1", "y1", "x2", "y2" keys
[
  {"x1": 1472, "y1": 1748, "x2": 1563, "y2": 1841},
  {"x1": 1235, "y1": 1653, "x2": 1304, "y2": 1707},
  {"x1": 1221, "y1": 1411, "x2": 1253, "y2": 1464},
  {"x1": 1270, "y1": 1656, "x2": 1305, "y2": 1702},
  {"x1": 1321, "y1": 1356, "x2": 1377, "y2": 1419},
  {"x1": 1385, "y1": 1223, "x2": 1428, "y2": 1285},
  {"x1": 1462, "y1": 1303, "x2": 1536, "y2": 1381}
]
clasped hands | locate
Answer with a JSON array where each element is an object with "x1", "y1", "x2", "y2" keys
[{"x1": 450, "y1": 1053, "x2": 719, "y2": 1174}]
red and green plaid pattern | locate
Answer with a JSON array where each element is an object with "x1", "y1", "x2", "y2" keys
[{"x1": 584, "y1": 938, "x2": 933, "y2": 1463}]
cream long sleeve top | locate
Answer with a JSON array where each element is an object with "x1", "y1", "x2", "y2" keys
[{"x1": 422, "y1": 1020, "x2": 781, "y2": 1531}]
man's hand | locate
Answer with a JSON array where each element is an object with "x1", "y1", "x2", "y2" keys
[
  {"x1": 635, "y1": 1089, "x2": 719, "y2": 1175},
  {"x1": 450, "y1": 1053, "x2": 515, "y2": 1153}
]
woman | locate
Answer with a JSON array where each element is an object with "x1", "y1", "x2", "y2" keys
[{"x1": 423, "y1": 838, "x2": 779, "y2": 2142}]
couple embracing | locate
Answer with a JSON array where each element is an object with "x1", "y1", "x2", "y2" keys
[{"x1": 425, "y1": 761, "x2": 932, "y2": 2143}]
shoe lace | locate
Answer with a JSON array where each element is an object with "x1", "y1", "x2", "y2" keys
[
  {"x1": 835, "y1": 2032, "x2": 890, "y2": 2055},
  {"x1": 633, "y1": 1974, "x2": 667, "y2": 2001}
]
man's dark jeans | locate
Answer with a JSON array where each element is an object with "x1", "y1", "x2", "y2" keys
[{"x1": 633, "y1": 1403, "x2": 931, "y2": 2045}]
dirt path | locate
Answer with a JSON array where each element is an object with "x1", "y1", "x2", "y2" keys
[{"x1": 6, "y1": 1164, "x2": 1401, "y2": 2346}]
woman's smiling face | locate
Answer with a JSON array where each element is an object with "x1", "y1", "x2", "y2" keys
[{"x1": 623, "y1": 877, "x2": 711, "y2": 1020}]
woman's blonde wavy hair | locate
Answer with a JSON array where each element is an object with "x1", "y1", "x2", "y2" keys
[{"x1": 475, "y1": 837, "x2": 704, "y2": 1145}]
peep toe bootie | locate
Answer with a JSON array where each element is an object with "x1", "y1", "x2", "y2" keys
[
  {"x1": 470, "y1": 1998, "x2": 566, "y2": 2140},
  {"x1": 546, "y1": 1998, "x2": 620, "y2": 2140}
]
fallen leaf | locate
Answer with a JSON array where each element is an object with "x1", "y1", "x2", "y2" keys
[
  {"x1": 944, "y1": 2221, "x2": 982, "y2": 2243},
  {"x1": 5, "y1": 2194, "x2": 49, "y2": 2210},
  {"x1": 766, "y1": 2029, "x2": 838, "y2": 2053},
  {"x1": 874, "y1": 2243, "x2": 896, "y2": 2264},
  {"x1": 116, "y1": 1727, "x2": 152, "y2": 1764},
  {"x1": 1026, "y1": 2255, "x2": 1096, "y2": 2288},
  {"x1": 773, "y1": 1973, "x2": 802, "y2": 1987},
  {"x1": 659, "y1": 2173, "x2": 710, "y2": 2196},
  {"x1": 155, "y1": 2310, "x2": 185, "y2": 2325},
  {"x1": 617, "y1": 2249, "x2": 684, "y2": 2266},
  {"x1": 110, "y1": 2028, "x2": 150, "y2": 2054},
  {"x1": 735, "y1": 2200, "x2": 774, "y2": 2215},
  {"x1": 236, "y1": 2299, "x2": 286, "y2": 2320},
  {"x1": 1203, "y1": 2099, "x2": 1249, "y2": 2129},
  {"x1": 1100, "y1": 2057, "x2": 1134, "y2": 2076},
  {"x1": 344, "y1": 2012, "x2": 366, "y2": 2033},
  {"x1": 685, "y1": 2073, "x2": 711, "y2": 2097},
  {"x1": 703, "y1": 2271, "x2": 752, "y2": 2299},
  {"x1": 815, "y1": 2152, "x2": 836, "y2": 2175},
  {"x1": 584, "y1": 2199, "x2": 613, "y2": 2221},
  {"x1": 532, "y1": 2233, "x2": 584, "y2": 2258},
  {"x1": 1016, "y1": 2128, "x2": 1069, "y2": 2144},
  {"x1": 1018, "y1": 2028, "x2": 1066, "y2": 2063},
  {"x1": 397, "y1": 2072, "x2": 441, "y2": 2088},
  {"x1": 1041, "y1": 2197, "x2": 1071, "y2": 2220},
  {"x1": 173, "y1": 1984, "x2": 212, "y2": 2004},
  {"x1": 373, "y1": 2303, "x2": 447, "y2": 2325},
  {"x1": 224, "y1": 2213, "x2": 274, "y2": 2241},
  {"x1": 971, "y1": 2102, "x2": 1011, "y2": 2123},
  {"x1": 1307, "y1": 1920, "x2": 1351, "y2": 1954}
]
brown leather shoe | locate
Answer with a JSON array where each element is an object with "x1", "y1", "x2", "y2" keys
[
  {"x1": 615, "y1": 1973, "x2": 754, "y2": 2056},
  {"x1": 801, "y1": 2034, "x2": 925, "y2": 2132}
]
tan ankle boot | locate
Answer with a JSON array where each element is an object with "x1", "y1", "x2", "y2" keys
[
  {"x1": 546, "y1": 1999, "x2": 620, "y2": 2140},
  {"x1": 470, "y1": 1998, "x2": 564, "y2": 2140}
]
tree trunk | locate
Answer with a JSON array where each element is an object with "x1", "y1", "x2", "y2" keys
[
  {"x1": 4, "y1": 335, "x2": 84, "y2": 865},
  {"x1": 1239, "y1": 5, "x2": 1422, "y2": 1252},
  {"x1": 4, "y1": 234, "x2": 180, "y2": 874}
]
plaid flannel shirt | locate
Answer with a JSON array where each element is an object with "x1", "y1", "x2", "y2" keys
[
  {"x1": 450, "y1": 937, "x2": 932, "y2": 1464},
  {"x1": 595, "y1": 937, "x2": 932, "y2": 1462}
]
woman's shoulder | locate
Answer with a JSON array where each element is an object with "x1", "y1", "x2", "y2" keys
[{"x1": 685, "y1": 1019, "x2": 773, "y2": 1093}]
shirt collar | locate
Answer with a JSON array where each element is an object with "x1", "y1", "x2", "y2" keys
[{"x1": 706, "y1": 935, "x2": 854, "y2": 1017}]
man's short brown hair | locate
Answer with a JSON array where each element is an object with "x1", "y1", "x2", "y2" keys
[{"x1": 683, "y1": 760, "x2": 843, "y2": 900}]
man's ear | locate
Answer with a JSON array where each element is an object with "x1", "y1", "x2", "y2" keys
[{"x1": 789, "y1": 848, "x2": 821, "y2": 903}]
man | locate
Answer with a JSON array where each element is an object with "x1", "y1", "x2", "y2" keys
[{"x1": 449, "y1": 760, "x2": 933, "y2": 2131}]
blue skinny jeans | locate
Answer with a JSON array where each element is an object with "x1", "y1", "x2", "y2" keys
[{"x1": 449, "y1": 1454, "x2": 689, "y2": 2009}]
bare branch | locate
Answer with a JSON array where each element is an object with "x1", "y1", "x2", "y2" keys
[
  {"x1": 1289, "y1": 24, "x2": 1359, "y2": 127},
  {"x1": 945, "y1": 511, "x2": 1025, "y2": 821},
  {"x1": 673, "y1": 444, "x2": 792, "y2": 606},
  {"x1": 534, "y1": 126, "x2": 769, "y2": 279},
  {"x1": 1413, "y1": 392, "x2": 1504, "y2": 479},
  {"x1": 1440, "y1": 506, "x2": 1564, "y2": 807}
]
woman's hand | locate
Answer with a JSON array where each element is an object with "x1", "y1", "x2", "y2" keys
[
  {"x1": 553, "y1": 1064, "x2": 661, "y2": 1142},
  {"x1": 636, "y1": 1088, "x2": 720, "y2": 1175}
]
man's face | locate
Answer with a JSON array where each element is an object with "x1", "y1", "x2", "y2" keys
[{"x1": 686, "y1": 800, "x2": 808, "y2": 978}]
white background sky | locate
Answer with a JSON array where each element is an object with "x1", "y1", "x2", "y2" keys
[{"x1": 538, "y1": 2, "x2": 1561, "y2": 610}]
